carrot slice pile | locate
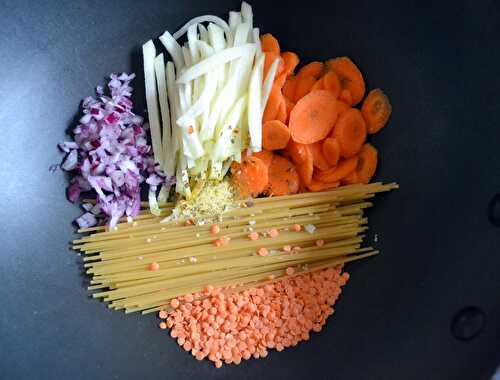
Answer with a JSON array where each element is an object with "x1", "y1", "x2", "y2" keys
[
  {"x1": 284, "y1": 140, "x2": 313, "y2": 186},
  {"x1": 261, "y1": 33, "x2": 280, "y2": 54},
  {"x1": 322, "y1": 138, "x2": 341, "y2": 166},
  {"x1": 297, "y1": 61, "x2": 323, "y2": 79},
  {"x1": 282, "y1": 76, "x2": 297, "y2": 101},
  {"x1": 276, "y1": 99, "x2": 287, "y2": 124},
  {"x1": 262, "y1": 120, "x2": 290, "y2": 150},
  {"x1": 332, "y1": 108, "x2": 366, "y2": 158},
  {"x1": 356, "y1": 143, "x2": 378, "y2": 183},
  {"x1": 289, "y1": 90, "x2": 338, "y2": 144},
  {"x1": 263, "y1": 84, "x2": 282, "y2": 123},
  {"x1": 309, "y1": 141, "x2": 330, "y2": 171},
  {"x1": 314, "y1": 156, "x2": 358, "y2": 183},
  {"x1": 361, "y1": 89, "x2": 392, "y2": 134},
  {"x1": 281, "y1": 52, "x2": 299, "y2": 76},
  {"x1": 326, "y1": 57, "x2": 365, "y2": 106},
  {"x1": 323, "y1": 71, "x2": 342, "y2": 98},
  {"x1": 307, "y1": 179, "x2": 340, "y2": 192},
  {"x1": 264, "y1": 155, "x2": 300, "y2": 196},
  {"x1": 231, "y1": 156, "x2": 269, "y2": 197},
  {"x1": 252, "y1": 150, "x2": 274, "y2": 168},
  {"x1": 293, "y1": 76, "x2": 317, "y2": 102}
]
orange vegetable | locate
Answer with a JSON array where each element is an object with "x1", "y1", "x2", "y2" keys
[
  {"x1": 309, "y1": 141, "x2": 330, "y2": 171},
  {"x1": 311, "y1": 77, "x2": 325, "y2": 91},
  {"x1": 252, "y1": 150, "x2": 274, "y2": 168},
  {"x1": 326, "y1": 57, "x2": 365, "y2": 105},
  {"x1": 283, "y1": 141, "x2": 313, "y2": 186},
  {"x1": 332, "y1": 108, "x2": 366, "y2": 158},
  {"x1": 289, "y1": 90, "x2": 338, "y2": 144},
  {"x1": 276, "y1": 98, "x2": 287, "y2": 124},
  {"x1": 231, "y1": 156, "x2": 269, "y2": 197},
  {"x1": 263, "y1": 155, "x2": 300, "y2": 196},
  {"x1": 262, "y1": 84, "x2": 282, "y2": 123},
  {"x1": 274, "y1": 72, "x2": 287, "y2": 88},
  {"x1": 338, "y1": 89, "x2": 353, "y2": 105},
  {"x1": 262, "y1": 120, "x2": 290, "y2": 150},
  {"x1": 284, "y1": 97, "x2": 295, "y2": 123},
  {"x1": 307, "y1": 179, "x2": 340, "y2": 192},
  {"x1": 361, "y1": 89, "x2": 392, "y2": 134},
  {"x1": 314, "y1": 156, "x2": 358, "y2": 183},
  {"x1": 260, "y1": 33, "x2": 280, "y2": 54},
  {"x1": 264, "y1": 52, "x2": 284, "y2": 80},
  {"x1": 282, "y1": 76, "x2": 297, "y2": 101},
  {"x1": 293, "y1": 75, "x2": 317, "y2": 102},
  {"x1": 281, "y1": 51, "x2": 299, "y2": 76},
  {"x1": 297, "y1": 61, "x2": 323, "y2": 78},
  {"x1": 336, "y1": 100, "x2": 351, "y2": 116},
  {"x1": 341, "y1": 169, "x2": 359, "y2": 185},
  {"x1": 323, "y1": 71, "x2": 341, "y2": 98},
  {"x1": 356, "y1": 143, "x2": 378, "y2": 183},
  {"x1": 322, "y1": 138, "x2": 341, "y2": 166}
]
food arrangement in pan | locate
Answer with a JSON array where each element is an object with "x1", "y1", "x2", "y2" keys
[{"x1": 59, "y1": 2, "x2": 397, "y2": 368}]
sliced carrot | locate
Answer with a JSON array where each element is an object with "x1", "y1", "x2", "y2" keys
[
  {"x1": 309, "y1": 141, "x2": 330, "y2": 171},
  {"x1": 297, "y1": 61, "x2": 323, "y2": 79},
  {"x1": 338, "y1": 89, "x2": 353, "y2": 105},
  {"x1": 293, "y1": 75, "x2": 317, "y2": 103},
  {"x1": 281, "y1": 52, "x2": 299, "y2": 76},
  {"x1": 274, "y1": 72, "x2": 287, "y2": 88},
  {"x1": 323, "y1": 71, "x2": 341, "y2": 98},
  {"x1": 284, "y1": 97, "x2": 295, "y2": 123},
  {"x1": 252, "y1": 150, "x2": 274, "y2": 168},
  {"x1": 314, "y1": 156, "x2": 358, "y2": 183},
  {"x1": 361, "y1": 89, "x2": 392, "y2": 134},
  {"x1": 283, "y1": 140, "x2": 313, "y2": 185},
  {"x1": 336, "y1": 100, "x2": 351, "y2": 116},
  {"x1": 276, "y1": 98, "x2": 287, "y2": 124},
  {"x1": 311, "y1": 77, "x2": 325, "y2": 91},
  {"x1": 322, "y1": 138, "x2": 341, "y2": 166},
  {"x1": 307, "y1": 179, "x2": 340, "y2": 192},
  {"x1": 264, "y1": 53, "x2": 284, "y2": 80},
  {"x1": 262, "y1": 84, "x2": 282, "y2": 123},
  {"x1": 282, "y1": 76, "x2": 297, "y2": 101},
  {"x1": 341, "y1": 170, "x2": 360, "y2": 185},
  {"x1": 262, "y1": 120, "x2": 290, "y2": 150},
  {"x1": 326, "y1": 57, "x2": 365, "y2": 105},
  {"x1": 356, "y1": 143, "x2": 378, "y2": 183},
  {"x1": 264, "y1": 155, "x2": 300, "y2": 196},
  {"x1": 260, "y1": 33, "x2": 280, "y2": 54},
  {"x1": 289, "y1": 90, "x2": 338, "y2": 144},
  {"x1": 231, "y1": 156, "x2": 269, "y2": 197},
  {"x1": 332, "y1": 108, "x2": 366, "y2": 158}
]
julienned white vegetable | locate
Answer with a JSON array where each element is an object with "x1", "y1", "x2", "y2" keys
[
  {"x1": 173, "y1": 15, "x2": 230, "y2": 40},
  {"x1": 144, "y1": 1, "x2": 279, "y2": 198},
  {"x1": 176, "y1": 43, "x2": 256, "y2": 84},
  {"x1": 142, "y1": 41, "x2": 164, "y2": 168},
  {"x1": 248, "y1": 54, "x2": 265, "y2": 152}
]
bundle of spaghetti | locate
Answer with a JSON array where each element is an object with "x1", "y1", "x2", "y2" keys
[{"x1": 73, "y1": 182, "x2": 397, "y2": 314}]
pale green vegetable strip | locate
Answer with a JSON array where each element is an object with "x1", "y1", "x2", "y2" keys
[
  {"x1": 248, "y1": 53, "x2": 265, "y2": 152},
  {"x1": 159, "y1": 31, "x2": 184, "y2": 70},
  {"x1": 142, "y1": 41, "x2": 164, "y2": 168},
  {"x1": 166, "y1": 61, "x2": 180, "y2": 156},
  {"x1": 172, "y1": 15, "x2": 230, "y2": 40},
  {"x1": 177, "y1": 44, "x2": 256, "y2": 84},
  {"x1": 241, "y1": 1, "x2": 253, "y2": 27}
]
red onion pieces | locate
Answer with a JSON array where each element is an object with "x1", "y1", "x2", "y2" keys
[{"x1": 60, "y1": 73, "x2": 171, "y2": 228}]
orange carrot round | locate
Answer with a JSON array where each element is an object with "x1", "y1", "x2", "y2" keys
[
  {"x1": 252, "y1": 150, "x2": 274, "y2": 168},
  {"x1": 297, "y1": 61, "x2": 323, "y2": 79},
  {"x1": 284, "y1": 140, "x2": 313, "y2": 186},
  {"x1": 338, "y1": 89, "x2": 353, "y2": 105},
  {"x1": 311, "y1": 77, "x2": 325, "y2": 91},
  {"x1": 308, "y1": 141, "x2": 330, "y2": 171},
  {"x1": 332, "y1": 108, "x2": 366, "y2": 158},
  {"x1": 262, "y1": 120, "x2": 290, "y2": 150},
  {"x1": 231, "y1": 156, "x2": 269, "y2": 197},
  {"x1": 263, "y1": 155, "x2": 300, "y2": 196},
  {"x1": 260, "y1": 33, "x2": 280, "y2": 54},
  {"x1": 262, "y1": 84, "x2": 282, "y2": 123},
  {"x1": 293, "y1": 75, "x2": 317, "y2": 103},
  {"x1": 314, "y1": 156, "x2": 358, "y2": 183},
  {"x1": 284, "y1": 97, "x2": 295, "y2": 123},
  {"x1": 323, "y1": 71, "x2": 341, "y2": 98},
  {"x1": 289, "y1": 90, "x2": 338, "y2": 144},
  {"x1": 322, "y1": 138, "x2": 341, "y2": 166},
  {"x1": 341, "y1": 170, "x2": 360, "y2": 185},
  {"x1": 276, "y1": 98, "x2": 287, "y2": 124},
  {"x1": 282, "y1": 76, "x2": 297, "y2": 101},
  {"x1": 327, "y1": 57, "x2": 365, "y2": 105},
  {"x1": 361, "y1": 89, "x2": 392, "y2": 134},
  {"x1": 307, "y1": 179, "x2": 340, "y2": 192},
  {"x1": 281, "y1": 51, "x2": 299, "y2": 76},
  {"x1": 264, "y1": 52, "x2": 284, "y2": 80},
  {"x1": 356, "y1": 143, "x2": 378, "y2": 183}
]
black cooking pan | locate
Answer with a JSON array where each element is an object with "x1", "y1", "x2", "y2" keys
[{"x1": 1, "y1": 0, "x2": 499, "y2": 379}]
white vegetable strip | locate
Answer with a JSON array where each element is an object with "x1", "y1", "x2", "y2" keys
[
  {"x1": 187, "y1": 24, "x2": 200, "y2": 63},
  {"x1": 177, "y1": 43, "x2": 256, "y2": 84},
  {"x1": 253, "y1": 27, "x2": 262, "y2": 56},
  {"x1": 208, "y1": 23, "x2": 226, "y2": 52},
  {"x1": 159, "y1": 31, "x2": 184, "y2": 70},
  {"x1": 176, "y1": 73, "x2": 217, "y2": 126},
  {"x1": 241, "y1": 1, "x2": 253, "y2": 26},
  {"x1": 173, "y1": 15, "x2": 230, "y2": 40},
  {"x1": 154, "y1": 53, "x2": 175, "y2": 175},
  {"x1": 228, "y1": 11, "x2": 242, "y2": 34},
  {"x1": 142, "y1": 41, "x2": 164, "y2": 168},
  {"x1": 212, "y1": 96, "x2": 245, "y2": 161},
  {"x1": 166, "y1": 61, "x2": 180, "y2": 155},
  {"x1": 198, "y1": 24, "x2": 209, "y2": 43},
  {"x1": 248, "y1": 54, "x2": 265, "y2": 152},
  {"x1": 262, "y1": 58, "x2": 280, "y2": 110}
]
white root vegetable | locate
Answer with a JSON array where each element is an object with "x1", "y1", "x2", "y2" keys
[
  {"x1": 262, "y1": 58, "x2": 280, "y2": 109},
  {"x1": 159, "y1": 31, "x2": 184, "y2": 70},
  {"x1": 173, "y1": 15, "x2": 230, "y2": 40},
  {"x1": 241, "y1": 1, "x2": 253, "y2": 27},
  {"x1": 142, "y1": 41, "x2": 164, "y2": 168},
  {"x1": 248, "y1": 54, "x2": 265, "y2": 152}
]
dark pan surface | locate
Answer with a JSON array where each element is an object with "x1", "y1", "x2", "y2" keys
[{"x1": 1, "y1": 0, "x2": 499, "y2": 379}]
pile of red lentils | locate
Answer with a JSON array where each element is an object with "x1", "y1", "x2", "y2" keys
[{"x1": 158, "y1": 266, "x2": 350, "y2": 367}]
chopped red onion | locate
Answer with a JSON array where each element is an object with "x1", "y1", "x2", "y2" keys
[{"x1": 60, "y1": 73, "x2": 174, "y2": 228}]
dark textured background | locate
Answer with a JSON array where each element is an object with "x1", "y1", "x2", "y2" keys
[{"x1": 1, "y1": 0, "x2": 499, "y2": 379}]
